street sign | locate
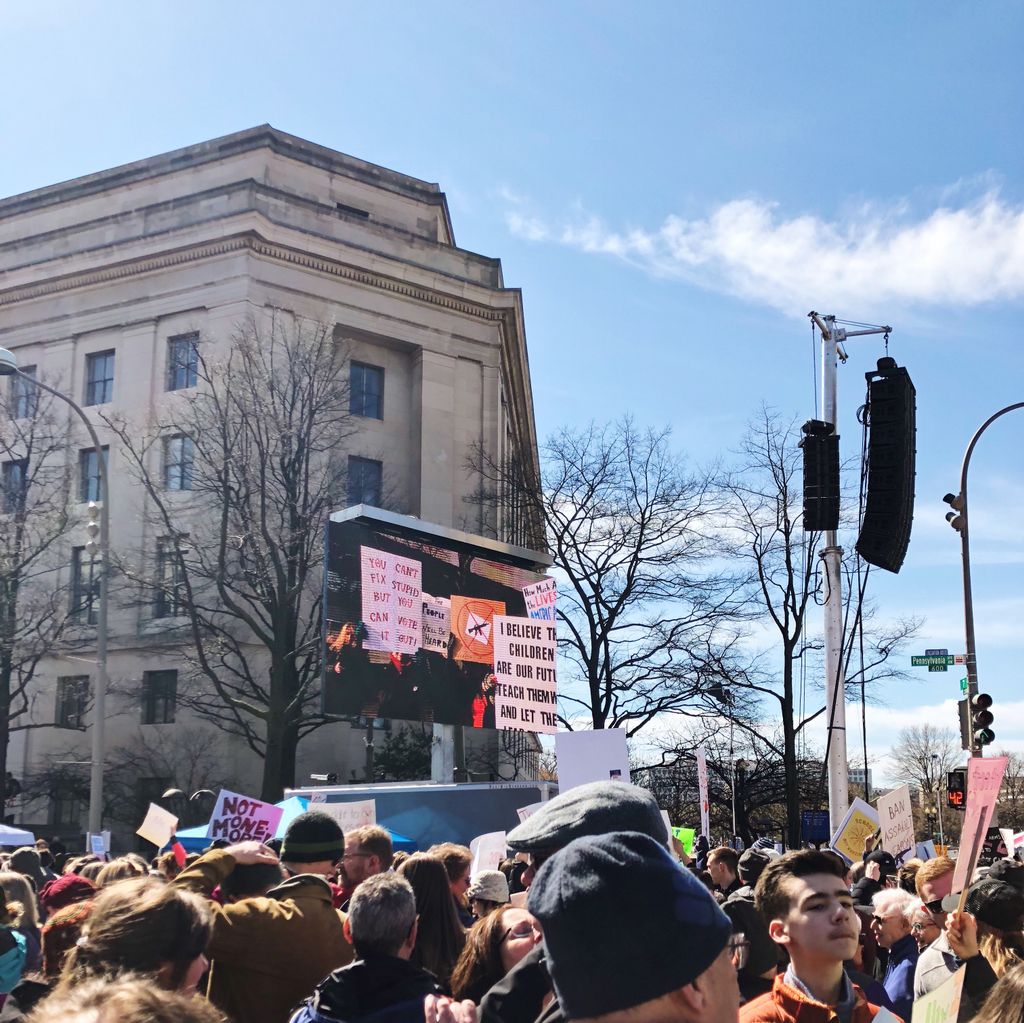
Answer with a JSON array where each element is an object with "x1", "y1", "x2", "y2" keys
[
  {"x1": 960, "y1": 677, "x2": 969, "y2": 694},
  {"x1": 912, "y1": 654, "x2": 957, "y2": 668},
  {"x1": 801, "y1": 809, "x2": 830, "y2": 842},
  {"x1": 926, "y1": 648, "x2": 948, "y2": 656}
]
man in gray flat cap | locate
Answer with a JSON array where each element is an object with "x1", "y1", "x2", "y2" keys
[{"x1": 479, "y1": 781, "x2": 670, "y2": 1023}]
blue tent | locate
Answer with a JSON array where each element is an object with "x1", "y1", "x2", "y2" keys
[{"x1": 175, "y1": 795, "x2": 417, "y2": 854}]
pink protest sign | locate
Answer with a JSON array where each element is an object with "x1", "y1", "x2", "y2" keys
[
  {"x1": 951, "y1": 755, "x2": 1008, "y2": 895},
  {"x1": 207, "y1": 790, "x2": 284, "y2": 844}
]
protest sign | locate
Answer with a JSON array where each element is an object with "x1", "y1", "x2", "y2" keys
[
  {"x1": 317, "y1": 799, "x2": 377, "y2": 833},
  {"x1": 451, "y1": 597, "x2": 506, "y2": 664},
  {"x1": 87, "y1": 831, "x2": 110, "y2": 856},
  {"x1": 516, "y1": 801, "x2": 544, "y2": 823},
  {"x1": 830, "y1": 797, "x2": 879, "y2": 863},
  {"x1": 136, "y1": 803, "x2": 178, "y2": 849},
  {"x1": 421, "y1": 594, "x2": 451, "y2": 654},
  {"x1": 492, "y1": 615, "x2": 557, "y2": 733},
  {"x1": 877, "y1": 784, "x2": 915, "y2": 858},
  {"x1": 695, "y1": 747, "x2": 711, "y2": 837},
  {"x1": 1000, "y1": 828, "x2": 1015, "y2": 854},
  {"x1": 522, "y1": 578, "x2": 557, "y2": 620},
  {"x1": 951, "y1": 755, "x2": 1008, "y2": 895},
  {"x1": 470, "y1": 831, "x2": 507, "y2": 877},
  {"x1": 207, "y1": 790, "x2": 284, "y2": 844},
  {"x1": 916, "y1": 840, "x2": 937, "y2": 861},
  {"x1": 660, "y1": 810, "x2": 673, "y2": 849},
  {"x1": 360, "y1": 546, "x2": 422, "y2": 654},
  {"x1": 672, "y1": 826, "x2": 696, "y2": 856},
  {"x1": 554, "y1": 728, "x2": 629, "y2": 792},
  {"x1": 911, "y1": 964, "x2": 965, "y2": 1023}
]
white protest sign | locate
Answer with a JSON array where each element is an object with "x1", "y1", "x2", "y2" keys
[
  {"x1": 421, "y1": 594, "x2": 451, "y2": 654},
  {"x1": 470, "y1": 830, "x2": 507, "y2": 877},
  {"x1": 516, "y1": 801, "x2": 544, "y2": 823},
  {"x1": 86, "y1": 831, "x2": 111, "y2": 856},
  {"x1": 316, "y1": 799, "x2": 376, "y2": 833},
  {"x1": 492, "y1": 616, "x2": 558, "y2": 733},
  {"x1": 1000, "y1": 828, "x2": 1015, "y2": 853},
  {"x1": 660, "y1": 810, "x2": 674, "y2": 850},
  {"x1": 555, "y1": 728, "x2": 630, "y2": 792},
  {"x1": 207, "y1": 790, "x2": 284, "y2": 844},
  {"x1": 916, "y1": 840, "x2": 937, "y2": 861},
  {"x1": 360, "y1": 546, "x2": 422, "y2": 654},
  {"x1": 136, "y1": 803, "x2": 178, "y2": 849},
  {"x1": 522, "y1": 578, "x2": 557, "y2": 620},
  {"x1": 911, "y1": 964, "x2": 965, "y2": 1023},
  {"x1": 952, "y1": 755, "x2": 1008, "y2": 894},
  {"x1": 695, "y1": 747, "x2": 711, "y2": 837},
  {"x1": 877, "y1": 784, "x2": 915, "y2": 858}
]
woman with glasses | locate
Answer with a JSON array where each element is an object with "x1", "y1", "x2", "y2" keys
[
  {"x1": 909, "y1": 904, "x2": 942, "y2": 951},
  {"x1": 449, "y1": 907, "x2": 543, "y2": 1003}
]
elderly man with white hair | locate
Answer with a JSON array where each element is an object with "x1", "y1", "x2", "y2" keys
[{"x1": 869, "y1": 887, "x2": 918, "y2": 1021}]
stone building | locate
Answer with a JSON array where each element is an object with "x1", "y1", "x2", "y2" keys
[{"x1": 0, "y1": 126, "x2": 541, "y2": 846}]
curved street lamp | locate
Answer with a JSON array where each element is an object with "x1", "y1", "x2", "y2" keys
[
  {"x1": 0, "y1": 348, "x2": 110, "y2": 833},
  {"x1": 943, "y1": 401, "x2": 1024, "y2": 757}
]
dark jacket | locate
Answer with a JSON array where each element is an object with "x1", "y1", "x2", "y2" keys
[
  {"x1": 723, "y1": 886, "x2": 779, "y2": 1002},
  {"x1": 480, "y1": 944, "x2": 560, "y2": 1023},
  {"x1": 881, "y1": 933, "x2": 917, "y2": 1022},
  {"x1": 290, "y1": 954, "x2": 442, "y2": 1023},
  {"x1": 173, "y1": 850, "x2": 354, "y2": 1023},
  {"x1": 0, "y1": 978, "x2": 49, "y2": 1021}
]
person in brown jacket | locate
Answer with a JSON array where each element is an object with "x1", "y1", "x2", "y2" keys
[{"x1": 172, "y1": 818, "x2": 354, "y2": 1023}]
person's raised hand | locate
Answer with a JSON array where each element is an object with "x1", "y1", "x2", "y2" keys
[
  {"x1": 225, "y1": 841, "x2": 279, "y2": 865},
  {"x1": 425, "y1": 995, "x2": 478, "y2": 1023},
  {"x1": 864, "y1": 861, "x2": 881, "y2": 882},
  {"x1": 945, "y1": 910, "x2": 980, "y2": 960}
]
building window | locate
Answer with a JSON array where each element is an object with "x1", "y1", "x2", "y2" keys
[
  {"x1": 10, "y1": 367, "x2": 38, "y2": 420},
  {"x1": 70, "y1": 546, "x2": 99, "y2": 625},
  {"x1": 78, "y1": 446, "x2": 109, "y2": 503},
  {"x1": 84, "y1": 351, "x2": 115, "y2": 407},
  {"x1": 50, "y1": 786, "x2": 86, "y2": 829},
  {"x1": 163, "y1": 435, "x2": 195, "y2": 491},
  {"x1": 350, "y1": 362, "x2": 384, "y2": 419},
  {"x1": 1, "y1": 459, "x2": 28, "y2": 515},
  {"x1": 166, "y1": 333, "x2": 199, "y2": 391},
  {"x1": 347, "y1": 456, "x2": 382, "y2": 507},
  {"x1": 56, "y1": 676, "x2": 89, "y2": 729},
  {"x1": 141, "y1": 670, "x2": 177, "y2": 724},
  {"x1": 154, "y1": 537, "x2": 187, "y2": 619}
]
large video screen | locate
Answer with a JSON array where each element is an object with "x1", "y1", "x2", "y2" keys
[{"x1": 323, "y1": 511, "x2": 558, "y2": 734}]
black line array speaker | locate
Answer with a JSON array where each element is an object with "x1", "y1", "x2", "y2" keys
[
  {"x1": 800, "y1": 419, "x2": 840, "y2": 531},
  {"x1": 856, "y1": 357, "x2": 916, "y2": 573}
]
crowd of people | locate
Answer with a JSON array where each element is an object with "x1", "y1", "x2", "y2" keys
[{"x1": 0, "y1": 785, "x2": 1020, "y2": 1022}]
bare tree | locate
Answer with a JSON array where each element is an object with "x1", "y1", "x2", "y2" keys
[
  {"x1": 105, "y1": 313, "x2": 358, "y2": 800},
  {"x1": 888, "y1": 724, "x2": 960, "y2": 804},
  {"x1": 997, "y1": 751, "x2": 1024, "y2": 832},
  {"x1": 473, "y1": 418, "x2": 746, "y2": 736},
  {"x1": 714, "y1": 409, "x2": 919, "y2": 847},
  {"x1": 0, "y1": 372, "x2": 92, "y2": 806}
]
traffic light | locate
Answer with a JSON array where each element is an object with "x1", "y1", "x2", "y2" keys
[
  {"x1": 85, "y1": 500, "x2": 101, "y2": 559},
  {"x1": 947, "y1": 769, "x2": 967, "y2": 810},
  {"x1": 958, "y1": 698, "x2": 972, "y2": 750},
  {"x1": 855, "y1": 358, "x2": 916, "y2": 574},
  {"x1": 972, "y1": 693, "x2": 995, "y2": 746},
  {"x1": 800, "y1": 420, "x2": 840, "y2": 531},
  {"x1": 943, "y1": 492, "x2": 965, "y2": 533}
]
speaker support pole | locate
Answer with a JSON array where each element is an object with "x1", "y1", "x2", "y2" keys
[{"x1": 808, "y1": 312, "x2": 893, "y2": 835}]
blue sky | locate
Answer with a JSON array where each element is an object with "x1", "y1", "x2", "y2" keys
[{"x1": 2, "y1": 1, "x2": 1022, "y2": 783}]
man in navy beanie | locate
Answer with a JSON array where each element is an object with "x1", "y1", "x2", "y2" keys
[{"x1": 528, "y1": 831, "x2": 739, "y2": 1023}]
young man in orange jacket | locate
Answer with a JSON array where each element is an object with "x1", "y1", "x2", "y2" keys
[{"x1": 740, "y1": 850, "x2": 900, "y2": 1023}]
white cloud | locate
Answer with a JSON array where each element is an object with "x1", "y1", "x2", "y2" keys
[{"x1": 505, "y1": 189, "x2": 1024, "y2": 313}]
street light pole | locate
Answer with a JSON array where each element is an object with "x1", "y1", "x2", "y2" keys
[
  {"x1": 931, "y1": 753, "x2": 945, "y2": 851},
  {"x1": 944, "y1": 401, "x2": 1024, "y2": 758},
  {"x1": 0, "y1": 350, "x2": 109, "y2": 832}
]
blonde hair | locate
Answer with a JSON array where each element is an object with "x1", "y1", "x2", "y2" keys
[
  {"x1": 27, "y1": 975, "x2": 226, "y2": 1023},
  {"x1": 0, "y1": 871, "x2": 36, "y2": 929},
  {"x1": 978, "y1": 922, "x2": 1024, "y2": 977},
  {"x1": 95, "y1": 858, "x2": 147, "y2": 889}
]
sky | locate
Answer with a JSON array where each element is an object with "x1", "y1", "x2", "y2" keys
[{"x1": 1, "y1": 1, "x2": 1022, "y2": 789}]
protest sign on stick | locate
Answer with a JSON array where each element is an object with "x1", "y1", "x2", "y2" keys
[
  {"x1": 207, "y1": 790, "x2": 285, "y2": 844},
  {"x1": 877, "y1": 784, "x2": 915, "y2": 859},
  {"x1": 516, "y1": 802, "x2": 544, "y2": 823},
  {"x1": 360, "y1": 546, "x2": 422, "y2": 654},
  {"x1": 554, "y1": 729, "x2": 629, "y2": 792},
  {"x1": 470, "y1": 831, "x2": 507, "y2": 877},
  {"x1": 421, "y1": 594, "x2": 451, "y2": 654},
  {"x1": 830, "y1": 797, "x2": 879, "y2": 863},
  {"x1": 951, "y1": 755, "x2": 1008, "y2": 898},
  {"x1": 136, "y1": 803, "x2": 178, "y2": 849},
  {"x1": 522, "y1": 578, "x2": 557, "y2": 620},
  {"x1": 911, "y1": 964, "x2": 965, "y2": 1023},
  {"x1": 672, "y1": 827, "x2": 696, "y2": 856}
]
